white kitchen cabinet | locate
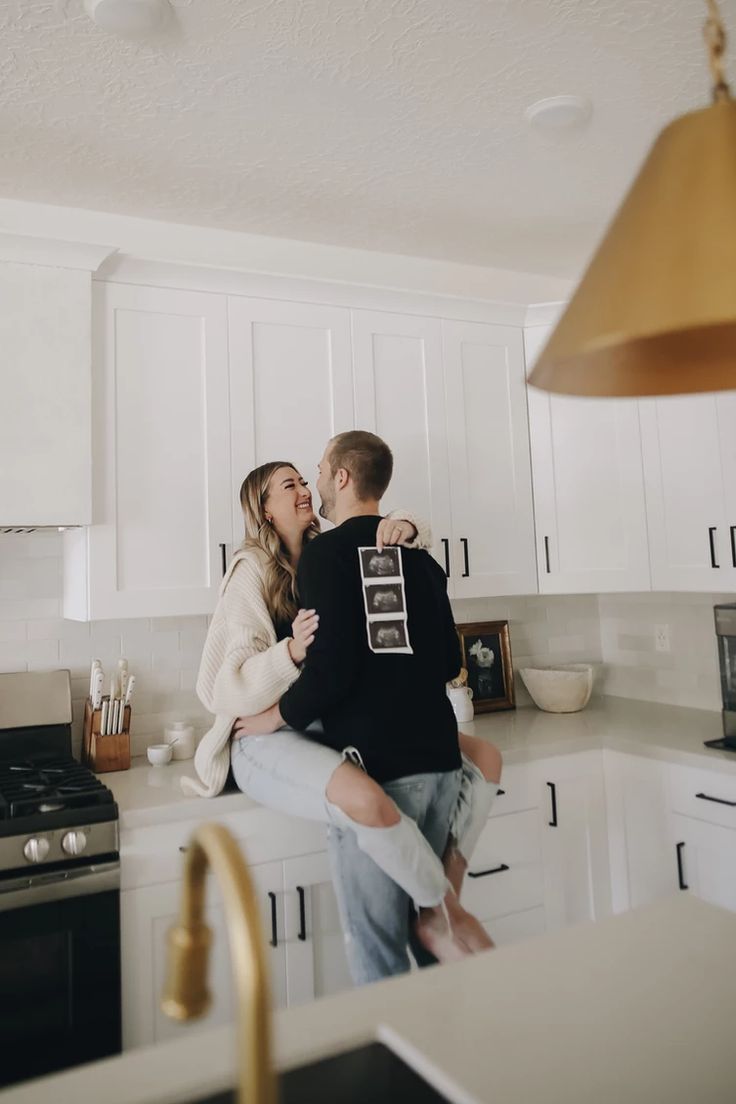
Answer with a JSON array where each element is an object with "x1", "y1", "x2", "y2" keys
[
  {"x1": 63, "y1": 282, "x2": 232, "y2": 619},
  {"x1": 535, "y1": 753, "x2": 612, "y2": 930},
  {"x1": 603, "y1": 751, "x2": 678, "y2": 913},
  {"x1": 525, "y1": 326, "x2": 650, "y2": 594},
  {"x1": 442, "y1": 321, "x2": 537, "y2": 597},
  {"x1": 352, "y1": 310, "x2": 453, "y2": 581},
  {"x1": 640, "y1": 393, "x2": 736, "y2": 590},
  {"x1": 670, "y1": 814, "x2": 736, "y2": 912},
  {"x1": 120, "y1": 859, "x2": 288, "y2": 1051},
  {"x1": 227, "y1": 298, "x2": 354, "y2": 543},
  {"x1": 282, "y1": 850, "x2": 353, "y2": 1006}
]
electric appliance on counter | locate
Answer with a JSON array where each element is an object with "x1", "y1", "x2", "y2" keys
[
  {"x1": 0, "y1": 670, "x2": 121, "y2": 1089},
  {"x1": 706, "y1": 603, "x2": 736, "y2": 753}
]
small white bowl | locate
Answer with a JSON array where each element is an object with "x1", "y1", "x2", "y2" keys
[
  {"x1": 147, "y1": 743, "x2": 173, "y2": 767},
  {"x1": 519, "y1": 664, "x2": 594, "y2": 713}
]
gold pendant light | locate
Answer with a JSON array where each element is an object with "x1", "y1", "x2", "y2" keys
[{"x1": 529, "y1": 0, "x2": 736, "y2": 397}]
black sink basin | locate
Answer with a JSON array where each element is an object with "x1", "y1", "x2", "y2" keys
[{"x1": 195, "y1": 1041, "x2": 448, "y2": 1103}]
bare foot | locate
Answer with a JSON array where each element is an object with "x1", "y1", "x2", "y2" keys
[
  {"x1": 415, "y1": 890, "x2": 495, "y2": 962},
  {"x1": 445, "y1": 891, "x2": 495, "y2": 953}
]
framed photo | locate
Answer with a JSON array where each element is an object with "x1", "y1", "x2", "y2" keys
[{"x1": 456, "y1": 621, "x2": 515, "y2": 713}]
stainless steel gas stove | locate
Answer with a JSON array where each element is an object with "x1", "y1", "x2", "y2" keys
[{"x1": 0, "y1": 670, "x2": 122, "y2": 1089}]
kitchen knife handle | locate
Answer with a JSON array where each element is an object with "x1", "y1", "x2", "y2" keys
[
  {"x1": 461, "y1": 538, "x2": 470, "y2": 578},
  {"x1": 547, "y1": 781, "x2": 558, "y2": 827},
  {"x1": 297, "y1": 886, "x2": 307, "y2": 942},
  {"x1": 676, "y1": 842, "x2": 688, "y2": 891},
  {"x1": 441, "y1": 538, "x2": 450, "y2": 578},
  {"x1": 268, "y1": 891, "x2": 278, "y2": 947},
  {"x1": 708, "y1": 527, "x2": 719, "y2": 569}
]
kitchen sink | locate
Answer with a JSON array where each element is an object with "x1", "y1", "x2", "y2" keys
[{"x1": 192, "y1": 1041, "x2": 449, "y2": 1103}]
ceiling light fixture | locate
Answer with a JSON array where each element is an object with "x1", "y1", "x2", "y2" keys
[
  {"x1": 525, "y1": 95, "x2": 592, "y2": 133},
  {"x1": 84, "y1": 0, "x2": 170, "y2": 39},
  {"x1": 529, "y1": 0, "x2": 736, "y2": 398}
]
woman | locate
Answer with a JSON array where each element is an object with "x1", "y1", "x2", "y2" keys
[{"x1": 185, "y1": 461, "x2": 502, "y2": 964}]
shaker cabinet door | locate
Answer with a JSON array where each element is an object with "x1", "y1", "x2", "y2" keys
[
  {"x1": 63, "y1": 283, "x2": 232, "y2": 619},
  {"x1": 525, "y1": 326, "x2": 650, "y2": 594},
  {"x1": 639, "y1": 394, "x2": 735, "y2": 590},
  {"x1": 442, "y1": 321, "x2": 537, "y2": 597},
  {"x1": 352, "y1": 310, "x2": 453, "y2": 586},
  {"x1": 282, "y1": 850, "x2": 353, "y2": 1007},
  {"x1": 227, "y1": 298, "x2": 354, "y2": 544}
]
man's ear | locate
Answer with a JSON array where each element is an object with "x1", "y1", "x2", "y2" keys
[{"x1": 336, "y1": 467, "x2": 350, "y2": 491}]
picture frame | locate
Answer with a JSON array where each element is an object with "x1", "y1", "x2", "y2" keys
[{"x1": 456, "y1": 620, "x2": 515, "y2": 713}]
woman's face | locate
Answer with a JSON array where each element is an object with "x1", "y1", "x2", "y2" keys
[{"x1": 264, "y1": 466, "x2": 315, "y2": 536}]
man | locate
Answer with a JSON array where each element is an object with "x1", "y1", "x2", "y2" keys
[{"x1": 235, "y1": 430, "x2": 483, "y2": 981}]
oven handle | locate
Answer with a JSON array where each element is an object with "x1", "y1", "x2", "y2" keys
[{"x1": 0, "y1": 860, "x2": 120, "y2": 912}]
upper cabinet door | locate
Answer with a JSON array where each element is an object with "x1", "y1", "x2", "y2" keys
[
  {"x1": 352, "y1": 311, "x2": 453, "y2": 584},
  {"x1": 640, "y1": 394, "x2": 736, "y2": 590},
  {"x1": 525, "y1": 326, "x2": 650, "y2": 594},
  {"x1": 64, "y1": 283, "x2": 232, "y2": 620},
  {"x1": 718, "y1": 393, "x2": 736, "y2": 576},
  {"x1": 227, "y1": 298, "x2": 354, "y2": 544},
  {"x1": 442, "y1": 321, "x2": 537, "y2": 597}
]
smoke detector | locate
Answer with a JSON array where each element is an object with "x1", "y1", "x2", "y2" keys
[
  {"x1": 524, "y1": 95, "x2": 592, "y2": 133},
  {"x1": 83, "y1": 0, "x2": 170, "y2": 38}
]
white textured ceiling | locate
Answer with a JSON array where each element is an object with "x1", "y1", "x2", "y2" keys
[{"x1": 1, "y1": 0, "x2": 733, "y2": 276}]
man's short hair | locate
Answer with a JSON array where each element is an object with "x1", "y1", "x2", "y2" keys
[{"x1": 329, "y1": 431, "x2": 393, "y2": 502}]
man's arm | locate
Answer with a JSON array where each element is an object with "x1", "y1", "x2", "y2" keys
[{"x1": 278, "y1": 537, "x2": 363, "y2": 731}]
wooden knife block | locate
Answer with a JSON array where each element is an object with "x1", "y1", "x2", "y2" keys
[{"x1": 82, "y1": 698, "x2": 131, "y2": 773}]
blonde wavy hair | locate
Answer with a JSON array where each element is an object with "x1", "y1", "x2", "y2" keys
[{"x1": 239, "y1": 461, "x2": 321, "y2": 627}]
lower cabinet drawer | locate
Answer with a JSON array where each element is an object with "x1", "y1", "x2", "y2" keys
[
  {"x1": 462, "y1": 809, "x2": 544, "y2": 920},
  {"x1": 488, "y1": 762, "x2": 540, "y2": 818},
  {"x1": 669, "y1": 764, "x2": 736, "y2": 829}
]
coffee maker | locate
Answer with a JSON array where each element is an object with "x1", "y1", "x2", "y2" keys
[{"x1": 706, "y1": 603, "x2": 736, "y2": 751}]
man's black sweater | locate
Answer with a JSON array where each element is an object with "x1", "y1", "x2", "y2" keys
[{"x1": 279, "y1": 515, "x2": 462, "y2": 783}]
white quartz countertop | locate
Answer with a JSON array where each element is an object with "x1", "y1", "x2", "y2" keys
[
  {"x1": 3, "y1": 894, "x2": 735, "y2": 1104},
  {"x1": 106, "y1": 696, "x2": 732, "y2": 830}
]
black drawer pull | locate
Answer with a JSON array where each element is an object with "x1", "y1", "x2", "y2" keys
[
  {"x1": 441, "y1": 538, "x2": 450, "y2": 578},
  {"x1": 219, "y1": 543, "x2": 228, "y2": 577},
  {"x1": 676, "y1": 842, "x2": 688, "y2": 891},
  {"x1": 547, "y1": 781, "x2": 558, "y2": 827},
  {"x1": 461, "y1": 538, "x2": 470, "y2": 578},
  {"x1": 496, "y1": 788, "x2": 505, "y2": 796},
  {"x1": 268, "y1": 891, "x2": 278, "y2": 947},
  {"x1": 297, "y1": 885, "x2": 307, "y2": 942},
  {"x1": 467, "y1": 863, "x2": 510, "y2": 879},
  {"x1": 544, "y1": 535, "x2": 551, "y2": 574},
  {"x1": 695, "y1": 791, "x2": 736, "y2": 808},
  {"x1": 708, "y1": 527, "x2": 719, "y2": 569},
  {"x1": 731, "y1": 525, "x2": 736, "y2": 569}
]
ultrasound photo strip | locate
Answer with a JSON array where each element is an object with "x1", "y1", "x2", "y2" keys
[{"x1": 357, "y1": 546, "x2": 413, "y2": 654}]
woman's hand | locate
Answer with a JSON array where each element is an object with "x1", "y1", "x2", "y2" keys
[
  {"x1": 376, "y1": 517, "x2": 418, "y2": 552},
  {"x1": 231, "y1": 704, "x2": 283, "y2": 738},
  {"x1": 288, "y1": 608, "x2": 319, "y2": 665}
]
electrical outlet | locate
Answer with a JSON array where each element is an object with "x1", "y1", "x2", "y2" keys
[{"x1": 655, "y1": 624, "x2": 671, "y2": 652}]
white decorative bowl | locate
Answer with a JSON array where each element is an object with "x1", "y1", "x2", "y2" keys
[
  {"x1": 147, "y1": 743, "x2": 173, "y2": 766},
  {"x1": 519, "y1": 664, "x2": 594, "y2": 713}
]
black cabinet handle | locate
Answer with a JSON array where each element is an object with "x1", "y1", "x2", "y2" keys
[
  {"x1": 696, "y1": 791, "x2": 736, "y2": 808},
  {"x1": 731, "y1": 526, "x2": 736, "y2": 569},
  {"x1": 461, "y1": 538, "x2": 470, "y2": 578},
  {"x1": 547, "y1": 781, "x2": 558, "y2": 827},
  {"x1": 708, "y1": 527, "x2": 719, "y2": 569},
  {"x1": 219, "y1": 543, "x2": 228, "y2": 577},
  {"x1": 441, "y1": 538, "x2": 450, "y2": 578},
  {"x1": 467, "y1": 863, "x2": 509, "y2": 879},
  {"x1": 297, "y1": 885, "x2": 307, "y2": 942},
  {"x1": 268, "y1": 891, "x2": 278, "y2": 947},
  {"x1": 676, "y1": 842, "x2": 688, "y2": 891},
  {"x1": 544, "y1": 536, "x2": 551, "y2": 574},
  {"x1": 496, "y1": 788, "x2": 505, "y2": 797}
]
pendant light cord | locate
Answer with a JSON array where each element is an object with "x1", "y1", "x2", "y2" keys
[{"x1": 705, "y1": 0, "x2": 732, "y2": 102}]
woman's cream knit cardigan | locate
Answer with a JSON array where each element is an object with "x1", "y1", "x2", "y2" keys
[{"x1": 183, "y1": 516, "x2": 429, "y2": 798}]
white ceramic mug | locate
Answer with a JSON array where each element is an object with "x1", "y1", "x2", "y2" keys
[
  {"x1": 164, "y1": 721, "x2": 195, "y2": 760},
  {"x1": 447, "y1": 685, "x2": 474, "y2": 723}
]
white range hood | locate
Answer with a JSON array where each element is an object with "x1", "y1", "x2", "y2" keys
[{"x1": 0, "y1": 234, "x2": 115, "y2": 529}]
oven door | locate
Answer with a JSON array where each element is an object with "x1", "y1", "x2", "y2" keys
[{"x1": 0, "y1": 861, "x2": 121, "y2": 1089}]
